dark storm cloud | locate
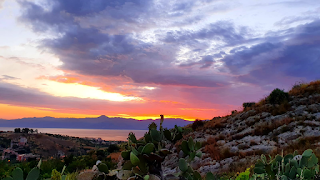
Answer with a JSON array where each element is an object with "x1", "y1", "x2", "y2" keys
[
  {"x1": 42, "y1": 25, "x2": 226, "y2": 87},
  {"x1": 222, "y1": 20, "x2": 320, "y2": 86},
  {"x1": 18, "y1": 0, "x2": 154, "y2": 32},
  {"x1": 162, "y1": 21, "x2": 250, "y2": 45},
  {"x1": 56, "y1": 0, "x2": 147, "y2": 16},
  {"x1": 18, "y1": 0, "x2": 320, "y2": 90},
  {"x1": 18, "y1": 0, "x2": 230, "y2": 88},
  {"x1": 223, "y1": 42, "x2": 282, "y2": 74}
]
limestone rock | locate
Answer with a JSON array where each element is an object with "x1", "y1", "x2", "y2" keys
[{"x1": 77, "y1": 170, "x2": 103, "y2": 180}]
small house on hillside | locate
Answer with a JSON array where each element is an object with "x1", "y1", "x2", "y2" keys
[
  {"x1": 19, "y1": 137, "x2": 27, "y2": 146},
  {"x1": 17, "y1": 154, "x2": 40, "y2": 161}
]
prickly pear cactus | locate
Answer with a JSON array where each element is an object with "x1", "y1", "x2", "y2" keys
[
  {"x1": 118, "y1": 115, "x2": 184, "y2": 180},
  {"x1": 254, "y1": 149, "x2": 319, "y2": 179},
  {"x1": 181, "y1": 137, "x2": 202, "y2": 161},
  {"x1": 2, "y1": 164, "x2": 41, "y2": 180}
]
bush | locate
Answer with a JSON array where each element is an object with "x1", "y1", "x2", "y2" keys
[
  {"x1": 107, "y1": 144, "x2": 120, "y2": 153},
  {"x1": 204, "y1": 137, "x2": 221, "y2": 160},
  {"x1": 271, "y1": 100, "x2": 291, "y2": 115},
  {"x1": 192, "y1": 119, "x2": 204, "y2": 131},
  {"x1": 242, "y1": 102, "x2": 255, "y2": 109},
  {"x1": 268, "y1": 88, "x2": 289, "y2": 105}
]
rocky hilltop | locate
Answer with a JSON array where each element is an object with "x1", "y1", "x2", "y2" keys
[{"x1": 162, "y1": 81, "x2": 320, "y2": 177}]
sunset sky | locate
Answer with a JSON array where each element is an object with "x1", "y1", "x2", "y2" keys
[{"x1": 0, "y1": 0, "x2": 319, "y2": 120}]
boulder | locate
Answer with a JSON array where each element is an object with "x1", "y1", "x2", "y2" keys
[
  {"x1": 261, "y1": 112, "x2": 271, "y2": 119},
  {"x1": 198, "y1": 163, "x2": 220, "y2": 176},
  {"x1": 190, "y1": 156, "x2": 202, "y2": 169},
  {"x1": 216, "y1": 140, "x2": 226, "y2": 146},
  {"x1": 278, "y1": 131, "x2": 300, "y2": 141},
  {"x1": 295, "y1": 105, "x2": 307, "y2": 115},
  {"x1": 77, "y1": 170, "x2": 104, "y2": 180},
  {"x1": 314, "y1": 112, "x2": 320, "y2": 120},
  {"x1": 308, "y1": 104, "x2": 320, "y2": 113},
  {"x1": 230, "y1": 146, "x2": 239, "y2": 153},
  {"x1": 304, "y1": 130, "x2": 320, "y2": 137},
  {"x1": 245, "y1": 144, "x2": 277, "y2": 154}
]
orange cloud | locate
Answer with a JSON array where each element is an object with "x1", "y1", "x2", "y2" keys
[
  {"x1": 159, "y1": 100, "x2": 183, "y2": 105},
  {"x1": 0, "y1": 104, "x2": 98, "y2": 120},
  {"x1": 180, "y1": 108, "x2": 217, "y2": 111}
]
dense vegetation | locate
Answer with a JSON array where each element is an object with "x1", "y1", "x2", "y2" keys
[{"x1": 0, "y1": 141, "x2": 118, "y2": 179}]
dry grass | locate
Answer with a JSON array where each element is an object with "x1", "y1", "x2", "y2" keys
[
  {"x1": 204, "y1": 118, "x2": 227, "y2": 129},
  {"x1": 231, "y1": 131, "x2": 252, "y2": 141},
  {"x1": 253, "y1": 117, "x2": 294, "y2": 136},
  {"x1": 271, "y1": 101, "x2": 291, "y2": 115},
  {"x1": 204, "y1": 137, "x2": 264, "y2": 161},
  {"x1": 108, "y1": 152, "x2": 121, "y2": 162},
  {"x1": 204, "y1": 137, "x2": 221, "y2": 160},
  {"x1": 289, "y1": 80, "x2": 320, "y2": 96},
  {"x1": 268, "y1": 136, "x2": 320, "y2": 160}
]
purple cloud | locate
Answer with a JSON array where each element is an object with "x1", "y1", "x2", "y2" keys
[{"x1": 221, "y1": 20, "x2": 320, "y2": 89}]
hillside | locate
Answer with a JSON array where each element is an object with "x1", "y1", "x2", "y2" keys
[
  {"x1": 0, "y1": 132, "x2": 116, "y2": 159},
  {"x1": 160, "y1": 80, "x2": 320, "y2": 177}
]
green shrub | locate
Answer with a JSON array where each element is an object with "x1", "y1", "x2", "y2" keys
[
  {"x1": 268, "y1": 88, "x2": 289, "y2": 105},
  {"x1": 51, "y1": 169, "x2": 61, "y2": 180},
  {"x1": 235, "y1": 167, "x2": 250, "y2": 180},
  {"x1": 65, "y1": 172, "x2": 78, "y2": 180}
]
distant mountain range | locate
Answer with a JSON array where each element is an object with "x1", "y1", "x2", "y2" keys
[{"x1": 0, "y1": 115, "x2": 192, "y2": 130}]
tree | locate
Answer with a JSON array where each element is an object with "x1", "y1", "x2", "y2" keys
[
  {"x1": 14, "y1": 128, "x2": 21, "y2": 133},
  {"x1": 22, "y1": 128, "x2": 30, "y2": 134}
]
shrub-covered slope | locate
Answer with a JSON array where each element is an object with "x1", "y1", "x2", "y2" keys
[{"x1": 162, "y1": 80, "x2": 320, "y2": 177}]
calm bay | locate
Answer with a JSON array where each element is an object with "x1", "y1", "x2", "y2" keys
[{"x1": 0, "y1": 127, "x2": 147, "y2": 141}]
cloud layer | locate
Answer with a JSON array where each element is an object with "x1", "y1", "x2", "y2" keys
[{"x1": 0, "y1": 0, "x2": 319, "y2": 120}]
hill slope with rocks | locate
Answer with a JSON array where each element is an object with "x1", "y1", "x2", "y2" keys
[{"x1": 161, "y1": 81, "x2": 320, "y2": 177}]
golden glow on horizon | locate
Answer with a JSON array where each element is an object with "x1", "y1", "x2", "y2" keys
[
  {"x1": 42, "y1": 81, "x2": 144, "y2": 102},
  {"x1": 180, "y1": 108, "x2": 217, "y2": 111},
  {"x1": 112, "y1": 114, "x2": 195, "y2": 121},
  {"x1": 0, "y1": 104, "x2": 98, "y2": 120},
  {"x1": 0, "y1": 104, "x2": 196, "y2": 121}
]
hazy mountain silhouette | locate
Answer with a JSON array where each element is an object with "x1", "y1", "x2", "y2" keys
[{"x1": 0, "y1": 116, "x2": 192, "y2": 130}]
